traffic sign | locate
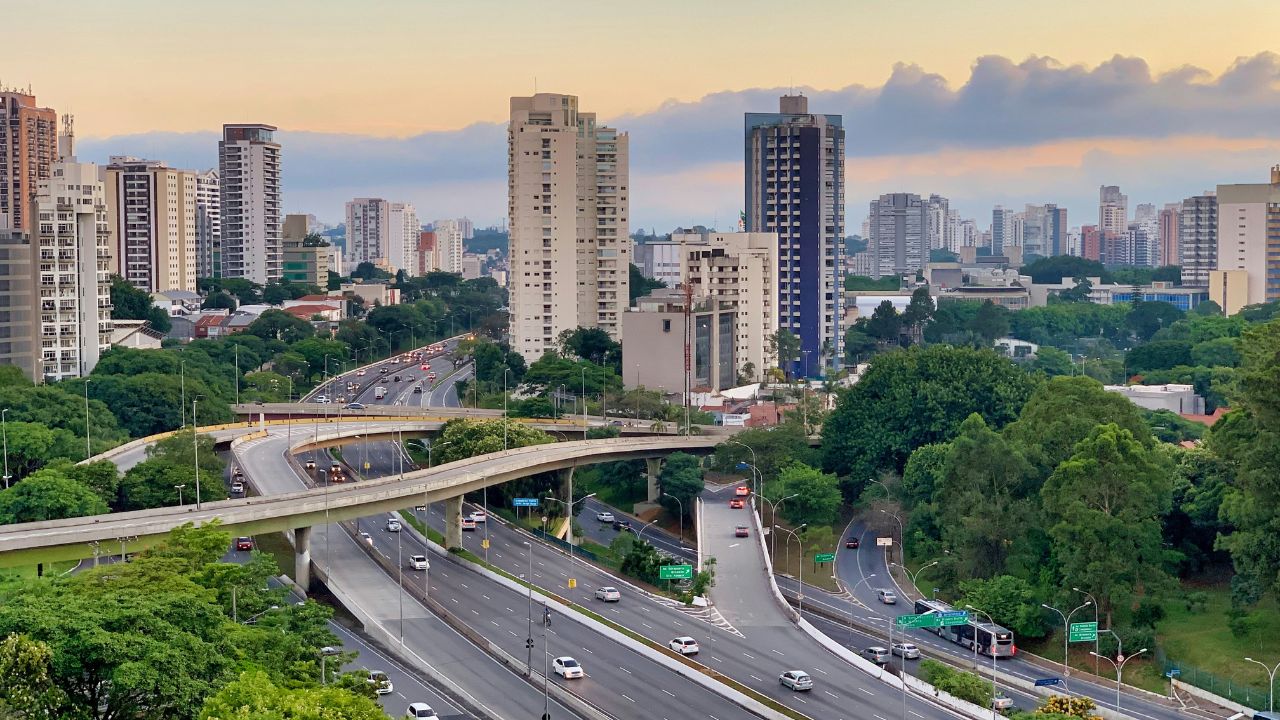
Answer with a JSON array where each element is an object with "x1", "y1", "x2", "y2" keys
[
  {"x1": 1069, "y1": 621, "x2": 1098, "y2": 642},
  {"x1": 877, "y1": 537, "x2": 893, "y2": 547},
  {"x1": 895, "y1": 613, "x2": 942, "y2": 629},
  {"x1": 481, "y1": 538, "x2": 490, "y2": 550},
  {"x1": 940, "y1": 610, "x2": 970, "y2": 626},
  {"x1": 659, "y1": 564, "x2": 694, "y2": 580},
  {"x1": 815, "y1": 553, "x2": 835, "y2": 563},
  {"x1": 513, "y1": 497, "x2": 539, "y2": 507},
  {"x1": 1165, "y1": 668, "x2": 1181, "y2": 678},
  {"x1": 1034, "y1": 677, "x2": 1061, "y2": 687}
]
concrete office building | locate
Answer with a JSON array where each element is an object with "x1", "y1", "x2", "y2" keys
[
  {"x1": 433, "y1": 218, "x2": 465, "y2": 275},
  {"x1": 508, "y1": 93, "x2": 630, "y2": 362},
  {"x1": 1209, "y1": 270, "x2": 1251, "y2": 315},
  {"x1": 219, "y1": 124, "x2": 281, "y2": 283},
  {"x1": 0, "y1": 228, "x2": 37, "y2": 378},
  {"x1": 1214, "y1": 167, "x2": 1280, "y2": 308},
  {"x1": 388, "y1": 203, "x2": 418, "y2": 276},
  {"x1": 0, "y1": 90, "x2": 58, "y2": 232},
  {"x1": 1099, "y1": 185, "x2": 1128, "y2": 235},
  {"x1": 281, "y1": 214, "x2": 326, "y2": 285},
  {"x1": 1158, "y1": 203, "x2": 1180, "y2": 268},
  {"x1": 681, "y1": 232, "x2": 778, "y2": 382},
  {"x1": 991, "y1": 205, "x2": 1014, "y2": 255},
  {"x1": 195, "y1": 169, "x2": 221, "y2": 278},
  {"x1": 635, "y1": 239, "x2": 687, "y2": 289},
  {"x1": 346, "y1": 198, "x2": 388, "y2": 266},
  {"x1": 461, "y1": 254, "x2": 483, "y2": 280},
  {"x1": 744, "y1": 94, "x2": 843, "y2": 375},
  {"x1": 102, "y1": 156, "x2": 198, "y2": 293},
  {"x1": 622, "y1": 291, "x2": 739, "y2": 394},
  {"x1": 417, "y1": 230, "x2": 437, "y2": 274},
  {"x1": 31, "y1": 156, "x2": 112, "y2": 381},
  {"x1": 870, "y1": 193, "x2": 926, "y2": 278},
  {"x1": 1179, "y1": 192, "x2": 1218, "y2": 287}
]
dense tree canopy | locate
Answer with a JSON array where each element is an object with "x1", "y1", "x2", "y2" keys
[
  {"x1": 109, "y1": 276, "x2": 172, "y2": 332},
  {"x1": 0, "y1": 467, "x2": 109, "y2": 524}
]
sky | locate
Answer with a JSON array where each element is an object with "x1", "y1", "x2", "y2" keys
[{"x1": 7, "y1": 0, "x2": 1280, "y2": 232}]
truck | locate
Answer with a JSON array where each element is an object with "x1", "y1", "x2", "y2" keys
[{"x1": 374, "y1": 386, "x2": 387, "y2": 400}]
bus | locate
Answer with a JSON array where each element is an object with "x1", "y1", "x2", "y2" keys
[{"x1": 913, "y1": 599, "x2": 1016, "y2": 658}]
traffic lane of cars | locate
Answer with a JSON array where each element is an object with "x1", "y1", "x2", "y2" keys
[{"x1": 328, "y1": 621, "x2": 468, "y2": 719}]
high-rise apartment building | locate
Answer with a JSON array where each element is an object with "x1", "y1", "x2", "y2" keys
[
  {"x1": 0, "y1": 90, "x2": 58, "y2": 232},
  {"x1": 1179, "y1": 192, "x2": 1217, "y2": 286},
  {"x1": 744, "y1": 95, "x2": 844, "y2": 374},
  {"x1": 681, "y1": 232, "x2": 778, "y2": 381},
  {"x1": 1134, "y1": 202, "x2": 1157, "y2": 225},
  {"x1": 102, "y1": 156, "x2": 198, "y2": 293},
  {"x1": 433, "y1": 218, "x2": 465, "y2": 275},
  {"x1": 195, "y1": 169, "x2": 221, "y2": 278},
  {"x1": 0, "y1": 227, "x2": 37, "y2": 378},
  {"x1": 1099, "y1": 185, "x2": 1128, "y2": 235},
  {"x1": 508, "y1": 93, "x2": 630, "y2": 362},
  {"x1": 31, "y1": 156, "x2": 112, "y2": 381},
  {"x1": 346, "y1": 198, "x2": 388, "y2": 266},
  {"x1": 457, "y1": 217, "x2": 474, "y2": 240},
  {"x1": 1214, "y1": 167, "x2": 1280, "y2": 307},
  {"x1": 388, "y1": 202, "x2": 418, "y2": 276},
  {"x1": 870, "y1": 193, "x2": 926, "y2": 279},
  {"x1": 925, "y1": 195, "x2": 950, "y2": 252},
  {"x1": 1045, "y1": 205, "x2": 1067, "y2": 257},
  {"x1": 958, "y1": 218, "x2": 979, "y2": 248},
  {"x1": 991, "y1": 206, "x2": 1014, "y2": 255},
  {"x1": 417, "y1": 231, "x2": 437, "y2": 274},
  {"x1": 1158, "y1": 203, "x2": 1180, "y2": 267},
  {"x1": 219, "y1": 124, "x2": 281, "y2": 284}
]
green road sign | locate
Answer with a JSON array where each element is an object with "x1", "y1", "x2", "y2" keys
[
  {"x1": 659, "y1": 564, "x2": 693, "y2": 580},
  {"x1": 1069, "y1": 621, "x2": 1098, "y2": 642},
  {"x1": 814, "y1": 553, "x2": 835, "y2": 563},
  {"x1": 896, "y1": 613, "x2": 942, "y2": 629}
]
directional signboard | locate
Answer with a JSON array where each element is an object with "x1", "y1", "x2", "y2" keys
[
  {"x1": 940, "y1": 610, "x2": 970, "y2": 626},
  {"x1": 814, "y1": 553, "x2": 836, "y2": 563},
  {"x1": 659, "y1": 564, "x2": 694, "y2": 580},
  {"x1": 896, "y1": 613, "x2": 941, "y2": 628},
  {"x1": 1034, "y1": 678, "x2": 1062, "y2": 687},
  {"x1": 876, "y1": 537, "x2": 894, "y2": 547},
  {"x1": 1069, "y1": 621, "x2": 1098, "y2": 643},
  {"x1": 512, "y1": 498, "x2": 539, "y2": 507}
]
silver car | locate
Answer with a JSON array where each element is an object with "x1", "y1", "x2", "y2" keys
[
  {"x1": 780, "y1": 670, "x2": 813, "y2": 691},
  {"x1": 594, "y1": 586, "x2": 620, "y2": 602},
  {"x1": 892, "y1": 642, "x2": 920, "y2": 659}
]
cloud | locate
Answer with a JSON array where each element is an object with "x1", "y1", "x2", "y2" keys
[{"x1": 75, "y1": 53, "x2": 1280, "y2": 229}]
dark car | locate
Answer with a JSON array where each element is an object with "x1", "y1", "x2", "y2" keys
[
  {"x1": 235, "y1": 536, "x2": 254, "y2": 551},
  {"x1": 612, "y1": 519, "x2": 633, "y2": 533},
  {"x1": 846, "y1": 537, "x2": 860, "y2": 549}
]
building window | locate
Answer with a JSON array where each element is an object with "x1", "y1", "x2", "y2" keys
[{"x1": 662, "y1": 319, "x2": 671, "y2": 333}]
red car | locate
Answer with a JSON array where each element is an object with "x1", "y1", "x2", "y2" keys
[
  {"x1": 846, "y1": 537, "x2": 860, "y2": 549},
  {"x1": 735, "y1": 485, "x2": 750, "y2": 497},
  {"x1": 729, "y1": 498, "x2": 745, "y2": 509},
  {"x1": 235, "y1": 536, "x2": 254, "y2": 551},
  {"x1": 735, "y1": 525, "x2": 749, "y2": 538}
]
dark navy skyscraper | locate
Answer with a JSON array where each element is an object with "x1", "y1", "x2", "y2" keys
[{"x1": 744, "y1": 95, "x2": 844, "y2": 377}]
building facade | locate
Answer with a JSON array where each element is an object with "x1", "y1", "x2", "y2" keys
[
  {"x1": 1214, "y1": 167, "x2": 1280, "y2": 307},
  {"x1": 0, "y1": 228, "x2": 37, "y2": 378},
  {"x1": 433, "y1": 218, "x2": 465, "y2": 275},
  {"x1": 1099, "y1": 185, "x2": 1128, "y2": 235},
  {"x1": 870, "y1": 193, "x2": 926, "y2": 279},
  {"x1": 417, "y1": 230, "x2": 437, "y2": 274},
  {"x1": 635, "y1": 239, "x2": 687, "y2": 289},
  {"x1": 622, "y1": 292, "x2": 738, "y2": 394},
  {"x1": 345, "y1": 198, "x2": 388, "y2": 267},
  {"x1": 281, "y1": 213, "x2": 326, "y2": 285},
  {"x1": 991, "y1": 205, "x2": 1014, "y2": 255},
  {"x1": 744, "y1": 95, "x2": 843, "y2": 375},
  {"x1": 681, "y1": 232, "x2": 778, "y2": 383},
  {"x1": 388, "y1": 202, "x2": 418, "y2": 276},
  {"x1": 102, "y1": 156, "x2": 198, "y2": 293},
  {"x1": 508, "y1": 93, "x2": 630, "y2": 362},
  {"x1": 1158, "y1": 203, "x2": 1180, "y2": 268},
  {"x1": 0, "y1": 90, "x2": 57, "y2": 233},
  {"x1": 1179, "y1": 192, "x2": 1218, "y2": 287},
  {"x1": 219, "y1": 124, "x2": 281, "y2": 284},
  {"x1": 195, "y1": 169, "x2": 221, "y2": 278}
]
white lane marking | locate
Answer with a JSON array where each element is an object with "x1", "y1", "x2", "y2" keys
[
  {"x1": 661, "y1": 689, "x2": 675, "y2": 697},
  {"x1": 742, "y1": 652, "x2": 756, "y2": 660},
  {"x1": 770, "y1": 649, "x2": 784, "y2": 656},
  {"x1": 749, "y1": 674, "x2": 763, "y2": 682},
  {"x1": 619, "y1": 666, "x2": 632, "y2": 674},
  {"x1": 858, "y1": 687, "x2": 874, "y2": 696},
  {"x1": 824, "y1": 690, "x2": 839, "y2": 698},
  {"x1": 621, "y1": 694, "x2": 635, "y2": 702}
]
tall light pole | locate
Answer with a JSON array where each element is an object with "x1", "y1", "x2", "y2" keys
[
  {"x1": 1042, "y1": 600, "x2": 1092, "y2": 676},
  {"x1": 846, "y1": 574, "x2": 877, "y2": 643},
  {"x1": 1244, "y1": 657, "x2": 1280, "y2": 713},
  {"x1": 774, "y1": 524, "x2": 807, "y2": 614},
  {"x1": 662, "y1": 492, "x2": 684, "y2": 543},
  {"x1": 234, "y1": 343, "x2": 240, "y2": 404},
  {"x1": 1073, "y1": 587, "x2": 1100, "y2": 675},
  {"x1": 889, "y1": 560, "x2": 939, "y2": 600},
  {"x1": 83, "y1": 379, "x2": 92, "y2": 459},
  {"x1": 179, "y1": 359, "x2": 186, "y2": 427},
  {"x1": 760, "y1": 493, "x2": 798, "y2": 559},
  {"x1": 727, "y1": 438, "x2": 758, "y2": 498},
  {"x1": 174, "y1": 483, "x2": 185, "y2": 507},
  {"x1": 543, "y1": 492, "x2": 596, "y2": 590},
  {"x1": 879, "y1": 509, "x2": 903, "y2": 565},
  {"x1": 502, "y1": 367, "x2": 510, "y2": 451},
  {"x1": 635, "y1": 518, "x2": 659, "y2": 545},
  {"x1": 580, "y1": 365, "x2": 588, "y2": 438},
  {"x1": 192, "y1": 397, "x2": 202, "y2": 509},
  {"x1": 1091, "y1": 648, "x2": 1148, "y2": 712},
  {"x1": 966, "y1": 605, "x2": 1000, "y2": 720},
  {"x1": 1, "y1": 408, "x2": 10, "y2": 489}
]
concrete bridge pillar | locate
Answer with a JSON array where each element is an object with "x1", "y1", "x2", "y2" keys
[
  {"x1": 445, "y1": 495, "x2": 463, "y2": 550},
  {"x1": 294, "y1": 525, "x2": 312, "y2": 591},
  {"x1": 646, "y1": 458, "x2": 664, "y2": 502},
  {"x1": 559, "y1": 467, "x2": 576, "y2": 548}
]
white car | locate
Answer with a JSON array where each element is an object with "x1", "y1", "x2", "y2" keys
[
  {"x1": 892, "y1": 642, "x2": 920, "y2": 659},
  {"x1": 780, "y1": 670, "x2": 813, "y2": 691},
  {"x1": 877, "y1": 588, "x2": 898, "y2": 605},
  {"x1": 314, "y1": 396, "x2": 331, "y2": 404},
  {"x1": 552, "y1": 656, "x2": 583, "y2": 679},
  {"x1": 669, "y1": 637, "x2": 699, "y2": 655},
  {"x1": 992, "y1": 693, "x2": 1013, "y2": 710},
  {"x1": 386, "y1": 518, "x2": 402, "y2": 532},
  {"x1": 366, "y1": 670, "x2": 393, "y2": 695},
  {"x1": 594, "y1": 586, "x2": 620, "y2": 602},
  {"x1": 409, "y1": 554, "x2": 429, "y2": 570},
  {"x1": 468, "y1": 510, "x2": 487, "y2": 523},
  {"x1": 595, "y1": 511, "x2": 615, "y2": 523},
  {"x1": 406, "y1": 702, "x2": 437, "y2": 718}
]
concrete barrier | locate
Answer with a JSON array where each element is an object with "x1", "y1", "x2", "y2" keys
[{"x1": 1172, "y1": 678, "x2": 1260, "y2": 718}]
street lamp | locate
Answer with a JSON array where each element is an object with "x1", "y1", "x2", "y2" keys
[
  {"x1": 966, "y1": 605, "x2": 1001, "y2": 720},
  {"x1": 174, "y1": 483, "x2": 186, "y2": 507},
  {"x1": 727, "y1": 438, "x2": 759, "y2": 498},
  {"x1": 1, "y1": 408, "x2": 10, "y2": 489},
  {"x1": 542, "y1": 492, "x2": 597, "y2": 589},
  {"x1": 635, "y1": 518, "x2": 659, "y2": 545},
  {"x1": 661, "y1": 492, "x2": 684, "y2": 544},
  {"x1": 1090, "y1": 648, "x2": 1148, "y2": 712},
  {"x1": 846, "y1": 574, "x2": 877, "y2": 643},
  {"x1": 192, "y1": 396, "x2": 202, "y2": 509},
  {"x1": 83, "y1": 379, "x2": 92, "y2": 459},
  {"x1": 889, "y1": 560, "x2": 939, "y2": 600},
  {"x1": 759, "y1": 493, "x2": 799, "y2": 559},
  {"x1": 1042, "y1": 600, "x2": 1093, "y2": 676},
  {"x1": 1244, "y1": 657, "x2": 1280, "y2": 713},
  {"x1": 1073, "y1": 587, "x2": 1100, "y2": 675},
  {"x1": 320, "y1": 645, "x2": 340, "y2": 685},
  {"x1": 774, "y1": 524, "x2": 807, "y2": 614}
]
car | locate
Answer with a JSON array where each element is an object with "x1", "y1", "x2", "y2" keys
[
  {"x1": 992, "y1": 693, "x2": 1014, "y2": 710},
  {"x1": 235, "y1": 536, "x2": 254, "y2": 551},
  {"x1": 594, "y1": 586, "x2": 621, "y2": 602},
  {"x1": 345, "y1": 402, "x2": 366, "y2": 410},
  {"x1": 386, "y1": 518, "x2": 402, "y2": 532},
  {"x1": 405, "y1": 702, "x2": 437, "y2": 718},
  {"x1": 864, "y1": 646, "x2": 891, "y2": 665},
  {"x1": 393, "y1": 375, "x2": 402, "y2": 382},
  {"x1": 409, "y1": 554, "x2": 429, "y2": 570},
  {"x1": 314, "y1": 395, "x2": 331, "y2": 404},
  {"x1": 669, "y1": 637, "x2": 700, "y2": 655},
  {"x1": 735, "y1": 525, "x2": 749, "y2": 538},
  {"x1": 596, "y1": 511, "x2": 615, "y2": 523},
  {"x1": 552, "y1": 657, "x2": 583, "y2": 679},
  {"x1": 877, "y1": 588, "x2": 898, "y2": 605},
  {"x1": 845, "y1": 537, "x2": 860, "y2": 549},
  {"x1": 612, "y1": 519, "x2": 633, "y2": 532},
  {"x1": 379, "y1": 367, "x2": 388, "y2": 374},
  {"x1": 360, "y1": 531, "x2": 373, "y2": 545},
  {"x1": 460, "y1": 518, "x2": 477, "y2": 531},
  {"x1": 735, "y1": 485, "x2": 750, "y2": 496},
  {"x1": 420, "y1": 364, "x2": 430, "y2": 371},
  {"x1": 356, "y1": 369, "x2": 366, "y2": 376},
  {"x1": 305, "y1": 459, "x2": 316, "y2": 470},
  {"x1": 729, "y1": 498, "x2": 744, "y2": 509},
  {"x1": 780, "y1": 670, "x2": 813, "y2": 691},
  {"x1": 230, "y1": 480, "x2": 245, "y2": 495},
  {"x1": 468, "y1": 510, "x2": 487, "y2": 523},
  {"x1": 366, "y1": 670, "x2": 393, "y2": 695},
  {"x1": 426, "y1": 372, "x2": 437, "y2": 381},
  {"x1": 413, "y1": 385, "x2": 423, "y2": 393},
  {"x1": 892, "y1": 642, "x2": 920, "y2": 659}
]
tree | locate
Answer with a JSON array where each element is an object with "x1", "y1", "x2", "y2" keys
[
  {"x1": 901, "y1": 287, "x2": 935, "y2": 344},
  {"x1": 821, "y1": 345, "x2": 1035, "y2": 489},
  {"x1": 523, "y1": 354, "x2": 621, "y2": 397},
  {"x1": 1191, "y1": 299, "x2": 1222, "y2": 317},
  {"x1": 767, "y1": 329, "x2": 801, "y2": 376},
  {"x1": 970, "y1": 300, "x2": 1011, "y2": 341},
  {"x1": 202, "y1": 291, "x2": 237, "y2": 311},
  {"x1": 1054, "y1": 277, "x2": 1094, "y2": 304},
  {"x1": 0, "y1": 421, "x2": 62, "y2": 483},
  {"x1": 1041, "y1": 424, "x2": 1173, "y2": 626},
  {"x1": 901, "y1": 442, "x2": 949, "y2": 509},
  {"x1": 0, "y1": 468, "x2": 109, "y2": 524},
  {"x1": 1026, "y1": 346, "x2": 1074, "y2": 377},
  {"x1": 433, "y1": 418, "x2": 553, "y2": 465},
  {"x1": 958, "y1": 575, "x2": 1050, "y2": 639},
  {"x1": 118, "y1": 430, "x2": 227, "y2": 510},
  {"x1": 658, "y1": 452, "x2": 703, "y2": 514},
  {"x1": 865, "y1": 301, "x2": 902, "y2": 344},
  {"x1": 709, "y1": 423, "x2": 820, "y2": 482},
  {"x1": 557, "y1": 327, "x2": 622, "y2": 371},
  {"x1": 246, "y1": 310, "x2": 314, "y2": 344},
  {"x1": 109, "y1": 276, "x2": 172, "y2": 332},
  {"x1": 1189, "y1": 335, "x2": 1241, "y2": 368},
  {"x1": 0, "y1": 634, "x2": 65, "y2": 717},
  {"x1": 1019, "y1": 256, "x2": 1107, "y2": 285},
  {"x1": 628, "y1": 263, "x2": 665, "y2": 305},
  {"x1": 349, "y1": 262, "x2": 391, "y2": 281},
  {"x1": 198, "y1": 671, "x2": 385, "y2": 720},
  {"x1": 1126, "y1": 340, "x2": 1193, "y2": 373},
  {"x1": 1125, "y1": 300, "x2": 1183, "y2": 343},
  {"x1": 843, "y1": 326, "x2": 878, "y2": 363},
  {"x1": 776, "y1": 463, "x2": 841, "y2": 527}
]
